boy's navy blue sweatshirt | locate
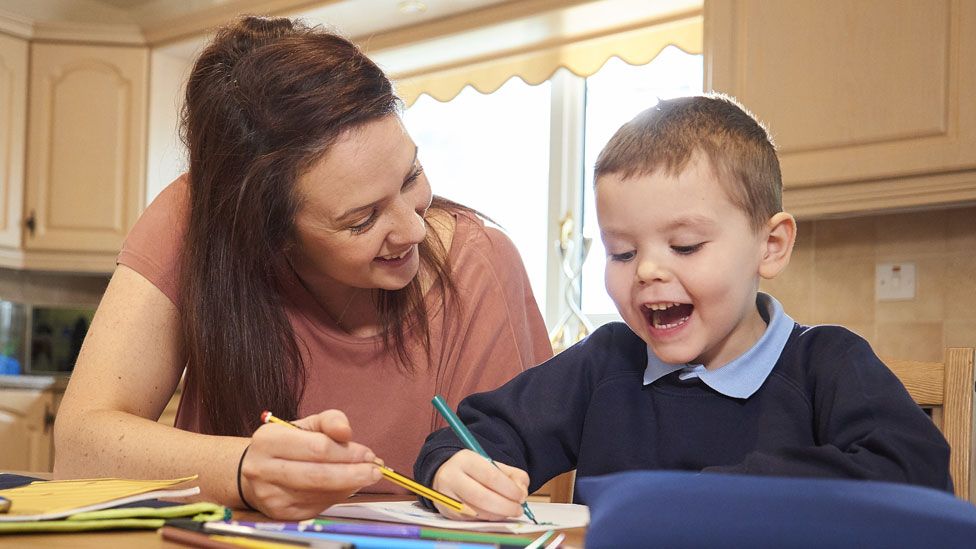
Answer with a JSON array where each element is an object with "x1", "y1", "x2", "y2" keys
[{"x1": 414, "y1": 322, "x2": 951, "y2": 501}]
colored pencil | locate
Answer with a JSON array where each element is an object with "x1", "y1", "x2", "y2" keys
[
  {"x1": 160, "y1": 525, "x2": 306, "y2": 549},
  {"x1": 431, "y1": 396, "x2": 539, "y2": 524},
  {"x1": 543, "y1": 532, "x2": 566, "y2": 549},
  {"x1": 228, "y1": 520, "x2": 537, "y2": 547},
  {"x1": 523, "y1": 530, "x2": 555, "y2": 549},
  {"x1": 206, "y1": 522, "x2": 495, "y2": 549},
  {"x1": 260, "y1": 410, "x2": 475, "y2": 516}
]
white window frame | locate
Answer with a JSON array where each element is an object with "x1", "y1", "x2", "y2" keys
[{"x1": 544, "y1": 69, "x2": 588, "y2": 330}]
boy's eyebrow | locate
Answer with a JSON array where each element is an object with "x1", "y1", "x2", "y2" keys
[
  {"x1": 334, "y1": 146, "x2": 419, "y2": 224},
  {"x1": 601, "y1": 215, "x2": 717, "y2": 238},
  {"x1": 663, "y1": 215, "x2": 718, "y2": 231}
]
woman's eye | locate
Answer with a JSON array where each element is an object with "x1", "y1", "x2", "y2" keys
[
  {"x1": 672, "y1": 243, "x2": 704, "y2": 255},
  {"x1": 349, "y1": 211, "x2": 377, "y2": 234},
  {"x1": 609, "y1": 251, "x2": 635, "y2": 262},
  {"x1": 404, "y1": 165, "x2": 424, "y2": 187}
]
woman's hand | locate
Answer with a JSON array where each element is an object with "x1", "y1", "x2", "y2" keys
[
  {"x1": 431, "y1": 450, "x2": 529, "y2": 521},
  {"x1": 239, "y1": 409, "x2": 381, "y2": 519}
]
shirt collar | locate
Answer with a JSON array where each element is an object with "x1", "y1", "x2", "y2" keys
[{"x1": 642, "y1": 292, "x2": 794, "y2": 399}]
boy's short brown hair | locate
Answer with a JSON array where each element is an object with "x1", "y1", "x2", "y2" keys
[{"x1": 593, "y1": 94, "x2": 782, "y2": 230}]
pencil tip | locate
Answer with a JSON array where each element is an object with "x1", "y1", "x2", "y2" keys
[{"x1": 523, "y1": 503, "x2": 539, "y2": 524}]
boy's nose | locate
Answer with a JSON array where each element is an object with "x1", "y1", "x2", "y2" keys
[{"x1": 636, "y1": 258, "x2": 669, "y2": 285}]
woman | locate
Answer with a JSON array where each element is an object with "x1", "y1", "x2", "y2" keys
[{"x1": 53, "y1": 16, "x2": 551, "y2": 520}]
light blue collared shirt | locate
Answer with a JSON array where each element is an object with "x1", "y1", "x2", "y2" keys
[{"x1": 642, "y1": 293, "x2": 794, "y2": 399}]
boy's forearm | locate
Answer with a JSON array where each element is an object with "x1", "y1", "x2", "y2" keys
[{"x1": 702, "y1": 436, "x2": 951, "y2": 491}]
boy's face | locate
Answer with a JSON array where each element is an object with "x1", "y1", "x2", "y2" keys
[{"x1": 597, "y1": 153, "x2": 773, "y2": 369}]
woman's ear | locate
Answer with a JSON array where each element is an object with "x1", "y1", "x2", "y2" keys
[{"x1": 758, "y1": 212, "x2": 796, "y2": 280}]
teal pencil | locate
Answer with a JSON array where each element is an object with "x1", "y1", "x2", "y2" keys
[{"x1": 431, "y1": 395, "x2": 539, "y2": 524}]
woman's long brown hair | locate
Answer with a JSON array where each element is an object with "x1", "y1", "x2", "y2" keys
[{"x1": 179, "y1": 16, "x2": 459, "y2": 437}]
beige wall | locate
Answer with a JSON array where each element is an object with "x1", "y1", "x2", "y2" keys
[{"x1": 762, "y1": 205, "x2": 976, "y2": 363}]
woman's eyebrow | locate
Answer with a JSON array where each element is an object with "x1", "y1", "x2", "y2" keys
[{"x1": 334, "y1": 203, "x2": 373, "y2": 225}]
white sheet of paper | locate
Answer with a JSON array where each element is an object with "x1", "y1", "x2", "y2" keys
[{"x1": 321, "y1": 501, "x2": 589, "y2": 534}]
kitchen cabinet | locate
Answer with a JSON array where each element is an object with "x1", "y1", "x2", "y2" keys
[
  {"x1": 157, "y1": 386, "x2": 182, "y2": 428},
  {"x1": 0, "y1": 381, "x2": 64, "y2": 472},
  {"x1": 0, "y1": 33, "x2": 28, "y2": 252},
  {"x1": 705, "y1": 0, "x2": 976, "y2": 217},
  {"x1": 0, "y1": 376, "x2": 176, "y2": 472},
  {"x1": 0, "y1": 41, "x2": 148, "y2": 272}
]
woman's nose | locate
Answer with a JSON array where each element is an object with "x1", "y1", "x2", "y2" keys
[{"x1": 388, "y1": 200, "x2": 427, "y2": 246}]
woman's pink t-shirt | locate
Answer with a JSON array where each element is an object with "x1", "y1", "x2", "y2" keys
[{"x1": 117, "y1": 177, "x2": 553, "y2": 492}]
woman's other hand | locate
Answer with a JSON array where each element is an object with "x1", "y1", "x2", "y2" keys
[
  {"x1": 240, "y1": 409, "x2": 381, "y2": 519},
  {"x1": 431, "y1": 449, "x2": 529, "y2": 521}
]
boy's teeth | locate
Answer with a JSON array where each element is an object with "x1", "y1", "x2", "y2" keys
[
  {"x1": 644, "y1": 302, "x2": 693, "y2": 329},
  {"x1": 654, "y1": 317, "x2": 689, "y2": 329},
  {"x1": 644, "y1": 302, "x2": 680, "y2": 311}
]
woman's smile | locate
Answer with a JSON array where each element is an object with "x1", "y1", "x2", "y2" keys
[{"x1": 374, "y1": 244, "x2": 416, "y2": 269}]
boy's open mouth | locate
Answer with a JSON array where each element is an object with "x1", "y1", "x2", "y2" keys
[{"x1": 643, "y1": 302, "x2": 694, "y2": 329}]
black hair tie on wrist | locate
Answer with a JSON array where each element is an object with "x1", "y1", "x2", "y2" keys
[{"x1": 237, "y1": 444, "x2": 257, "y2": 511}]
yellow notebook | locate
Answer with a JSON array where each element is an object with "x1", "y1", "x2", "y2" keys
[{"x1": 0, "y1": 476, "x2": 199, "y2": 522}]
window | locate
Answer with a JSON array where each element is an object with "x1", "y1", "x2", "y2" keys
[
  {"x1": 403, "y1": 78, "x2": 552, "y2": 312},
  {"x1": 403, "y1": 47, "x2": 703, "y2": 335},
  {"x1": 581, "y1": 48, "x2": 705, "y2": 323}
]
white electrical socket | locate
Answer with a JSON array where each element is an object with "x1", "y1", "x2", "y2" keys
[{"x1": 875, "y1": 262, "x2": 916, "y2": 301}]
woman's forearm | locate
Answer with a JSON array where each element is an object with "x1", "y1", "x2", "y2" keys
[{"x1": 53, "y1": 408, "x2": 249, "y2": 507}]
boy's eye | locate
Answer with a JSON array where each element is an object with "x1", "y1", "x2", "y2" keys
[
  {"x1": 672, "y1": 243, "x2": 704, "y2": 255},
  {"x1": 609, "y1": 251, "x2": 635, "y2": 262},
  {"x1": 349, "y1": 210, "x2": 378, "y2": 234}
]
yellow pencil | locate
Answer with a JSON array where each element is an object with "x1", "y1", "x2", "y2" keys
[{"x1": 260, "y1": 410, "x2": 476, "y2": 516}]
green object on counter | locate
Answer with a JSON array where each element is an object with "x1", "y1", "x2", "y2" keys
[{"x1": 0, "y1": 502, "x2": 228, "y2": 534}]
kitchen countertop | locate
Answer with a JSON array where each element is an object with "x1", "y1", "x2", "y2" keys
[{"x1": 0, "y1": 374, "x2": 69, "y2": 391}]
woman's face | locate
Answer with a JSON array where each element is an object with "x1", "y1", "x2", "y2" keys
[{"x1": 288, "y1": 115, "x2": 432, "y2": 297}]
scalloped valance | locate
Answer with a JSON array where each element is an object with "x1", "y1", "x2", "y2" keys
[{"x1": 392, "y1": 14, "x2": 702, "y2": 107}]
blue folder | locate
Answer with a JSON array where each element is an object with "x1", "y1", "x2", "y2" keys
[{"x1": 576, "y1": 471, "x2": 976, "y2": 548}]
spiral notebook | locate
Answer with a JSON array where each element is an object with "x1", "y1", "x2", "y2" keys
[{"x1": 0, "y1": 475, "x2": 199, "y2": 522}]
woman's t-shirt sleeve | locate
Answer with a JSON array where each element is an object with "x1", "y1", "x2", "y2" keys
[
  {"x1": 115, "y1": 176, "x2": 189, "y2": 307},
  {"x1": 437, "y1": 213, "x2": 553, "y2": 413}
]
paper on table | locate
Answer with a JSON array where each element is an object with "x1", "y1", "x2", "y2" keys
[
  {"x1": 321, "y1": 501, "x2": 589, "y2": 534},
  {"x1": 0, "y1": 476, "x2": 199, "y2": 522}
]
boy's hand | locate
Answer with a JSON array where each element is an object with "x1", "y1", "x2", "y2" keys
[
  {"x1": 431, "y1": 449, "x2": 530, "y2": 521},
  {"x1": 240, "y1": 409, "x2": 382, "y2": 520}
]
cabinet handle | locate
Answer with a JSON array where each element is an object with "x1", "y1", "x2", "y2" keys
[
  {"x1": 25, "y1": 210, "x2": 36, "y2": 237},
  {"x1": 44, "y1": 404, "x2": 55, "y2": 434}
]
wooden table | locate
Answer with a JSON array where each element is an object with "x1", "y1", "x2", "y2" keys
[{"x1": 0, "y1": 491, "x2": 586, "y2": 548}]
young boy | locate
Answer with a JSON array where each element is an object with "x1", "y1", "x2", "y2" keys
[{"x1": 413, "y1": 94, "x2": 951, "y2": 521}]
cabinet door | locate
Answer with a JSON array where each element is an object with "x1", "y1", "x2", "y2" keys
[
  {"x1": 157, "y1": 389, "x2": 181, "y2": 427},
  {"x1": 0, "y1": 389, "x2": 57, "y2": 472},
  {"x1": 706, "y1": 0, "x2": 976, "y2": 216},
  {"x1": 25, "y1": 43, "x2": 147, "y2": 253},
  {"x1": 0, "y1": 34, "x2": 27, "y2": 249}
]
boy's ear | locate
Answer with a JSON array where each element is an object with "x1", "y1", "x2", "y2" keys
[{"x1": 758, "y1": 212, "x2": 796, "y2": 280}]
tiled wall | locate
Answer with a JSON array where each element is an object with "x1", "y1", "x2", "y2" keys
[
  {"x1": 0, "y1": 205, "x2": 972, "y2": 365},
  {"x1": 0, "y1": 269, "x2": 110, "y2": 307},
  {"x1": 761, "y1": 205, "x2": 976, "y2": 362}
]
